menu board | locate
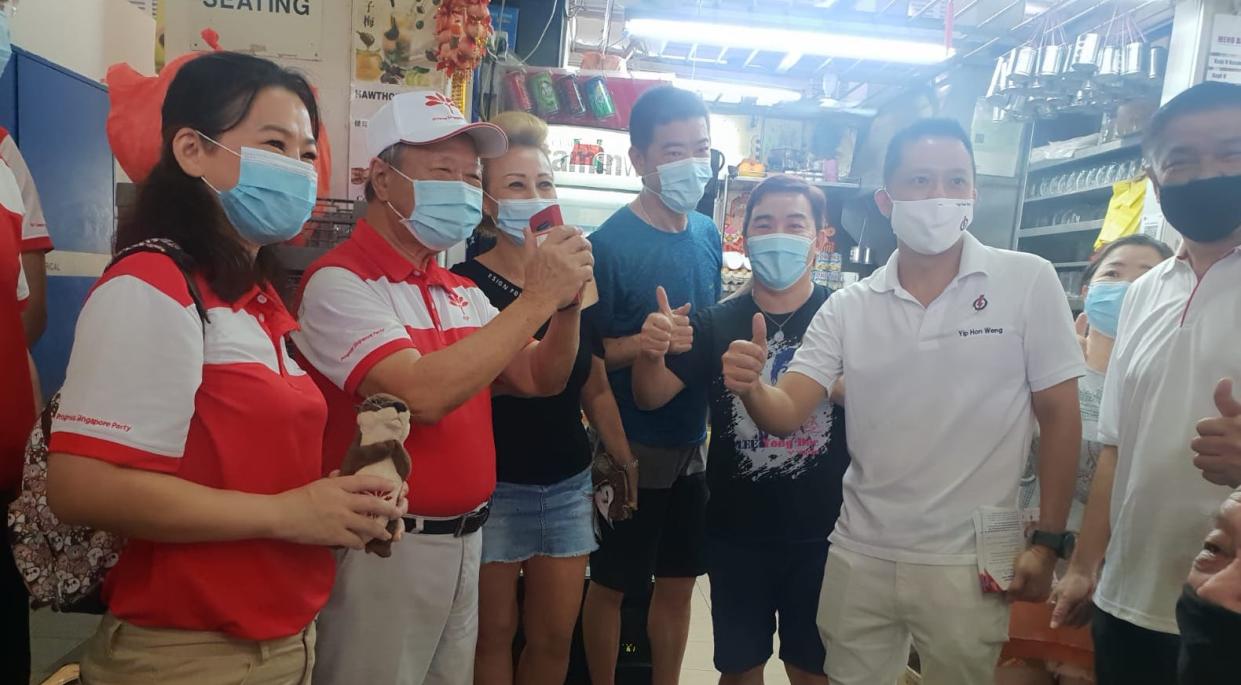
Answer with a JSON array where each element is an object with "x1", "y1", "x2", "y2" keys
[
  {"x1": 348, "y1": 0, "x2": 447, "y2": 200},
  {"x1": 1207, "y1": 14, "x2": 1241, "y2": 85}
]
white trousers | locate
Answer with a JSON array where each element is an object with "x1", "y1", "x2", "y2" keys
[
  {"x1": 313, "y1": 530, "x2": 482, "y2": 685},
  {"x1": 817, "y1": 546, "x2": 1010, "y2": 685}
]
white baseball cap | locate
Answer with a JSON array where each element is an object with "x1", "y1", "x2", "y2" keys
[{"x1": 367, "y1": 90, "x2": 508, "y2": 160}]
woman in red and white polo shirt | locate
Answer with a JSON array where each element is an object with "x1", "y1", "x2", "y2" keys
[{"x1": 45, "y1": 52, "x2": 403, "y2": 685}]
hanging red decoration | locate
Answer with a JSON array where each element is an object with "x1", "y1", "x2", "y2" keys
[{"x1": 431, "y1": 0, "x2": 493, "y2": 77}]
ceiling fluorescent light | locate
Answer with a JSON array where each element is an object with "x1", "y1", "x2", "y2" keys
[
  {"x1": 627, "y1": 17, "x2": 953, "y2": 65},
  {"x1": 673, "y1": 77, "x2": 802, "y2": 106}
]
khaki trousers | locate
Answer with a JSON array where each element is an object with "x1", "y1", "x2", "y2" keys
[
  {"x1": 818, "y1": 545, "x2": 1010, "y2": 685},
  {"x1": 81, "y1": 613, "x2": 315, "y2": 685}
]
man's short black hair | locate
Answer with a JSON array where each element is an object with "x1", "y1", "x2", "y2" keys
[
  {"x1": 882, "y1": 118, "x2": 976, "y2": 184},
  {"x1": 1143, "y1": 81, "x2": 1241, "y2": 160},
  {"x1": 629, "y1": 85, "x2": 710, "y2": 152}
]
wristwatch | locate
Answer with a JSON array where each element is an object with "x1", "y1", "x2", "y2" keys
[{"x1": 1031, "y1": 530, "x2": 1077, "y2": 560}]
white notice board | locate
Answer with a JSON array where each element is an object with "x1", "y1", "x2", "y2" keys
[
  {"x1": 1207, "y1": 14, "x2": 1241, "y2": 84},
  {"x1": 187, "y1": 0, "x2": 323, "y2": 60}
]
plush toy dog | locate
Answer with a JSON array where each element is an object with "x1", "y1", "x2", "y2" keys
[{"x1": 339, "y1": 393, "x2": 413, "y2": 557}]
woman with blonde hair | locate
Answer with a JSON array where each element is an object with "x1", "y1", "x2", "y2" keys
[{"x1": 451, "y1": 111, "x2": 637, "y2": 685}]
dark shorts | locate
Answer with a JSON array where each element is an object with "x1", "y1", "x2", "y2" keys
[
  {"x1": 1092, "y1": 604, "x2": 1180, "y2": 685},
  {"x1": 706, "y1": 535, "x2": 829, "y2": 675},
  {"x1": 589, "y1": 472, "x2": 708, "y2": 594}
]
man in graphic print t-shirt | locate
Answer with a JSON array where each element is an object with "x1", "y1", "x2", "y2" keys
[{"x1": 633, "y1": 175, "x2": 848, "y2": 684}]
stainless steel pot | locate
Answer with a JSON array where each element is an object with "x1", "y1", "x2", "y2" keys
[
  {"x1": 1009, "y1": 45, "x2": 1038, "y2": 85},
  {"x1": 1096, "y1": 45, "x2": 1124, "y2": 85},
  {"x1": 1148, "y1": 45, "x2": 1168, "y2": 81},
  {"x1": 1071, "y1": 33, "x2": 1102, "y2": 72},
  {"x1": 1121, "y1": 41, "x2": 1148, "y2": 82},
  {"x1": 1037, "y1": 44, "x2": 1067, "y2": 79},
  {"x1": 986, "y1": 55, "x2": 1010, "y2": 105}
]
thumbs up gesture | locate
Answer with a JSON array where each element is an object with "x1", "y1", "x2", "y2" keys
[
  {"x1": 1191, "y1": 378, "x2": 1241, "y2": 487},
  {"x1": 641, "y1": 286, "x2": 693, "y2": 360},
  {"x1": 722, "y1": 313, "x2": 769, "y2": 398}
]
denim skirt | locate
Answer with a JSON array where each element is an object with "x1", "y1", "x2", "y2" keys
[{"x1": 481, "y1": 467, "x2": 597, "y2": 564}]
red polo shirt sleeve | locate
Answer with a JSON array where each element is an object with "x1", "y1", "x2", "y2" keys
[
  {"x1": 295, "y1": 265, "x2": 417, "y2": 396},
  {"x1": 50, "y1": 253, "x2": 204, "y2": 472}
]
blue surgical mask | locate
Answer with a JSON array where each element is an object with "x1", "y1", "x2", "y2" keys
[
  {"x1": 651, "y1": 157, "x2": 712, "y2": 215},
  {"x1": 387, "y1": 169, "x2": 483, "y2": 252},
  {"x1": 747, "y1": 234, "x2": 814, "y2": 291},
  {"x1": 0, "y1": 10, "x2": 14, "y2": 77},
  {"x1": 490, "y1": 197, "x2": 559, "y2": 245},
  {"x1": 200, "y1": 136, "x2": 317, "y2": 246},
  {"x1": 1084, "y1": 280, "x2": 1130, "y2": 338}
]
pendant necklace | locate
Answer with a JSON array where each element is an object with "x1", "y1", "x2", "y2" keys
[{"x1": 762, "y1": 309, "x2": 798, "y2": 343}]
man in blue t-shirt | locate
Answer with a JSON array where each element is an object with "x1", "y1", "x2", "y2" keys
[{"x1": 582, "y1": 85, "x2": 722, "y2": 685}]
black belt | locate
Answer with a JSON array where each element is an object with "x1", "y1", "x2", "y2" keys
[{"x1": 403, "y1": 505, "x2": 490, "y2": 536}]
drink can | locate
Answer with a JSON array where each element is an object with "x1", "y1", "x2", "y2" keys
[
  {"x1": 503, "y1": 71, "x2": 534, "y2": 112},
  {"x1": 527, "y1": 71, "x2": 561, "y2": 117},
  {"x1": 556, "y1": 74, "x2": 587, "y2": 116},
  {"x1": 585, "y1": 76, "x2": 617, "y2": 119}
]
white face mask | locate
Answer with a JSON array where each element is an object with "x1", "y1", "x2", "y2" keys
[{"x1": 889, "y1": 197, "x2": 974, "y2": 256}]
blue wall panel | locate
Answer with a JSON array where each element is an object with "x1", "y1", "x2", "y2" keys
[
  {"x1": 17, "y1": 52, "x2": 113, "y2": 254},
  {"x1": 6, "y1": 49, "x2": 114, "y2": 396},
  {"x1": 32, "y1": 276, "x2": 95, "y2": 397},
  {"x1": 0, "y1": 49, "x2": 15, "y2": 134}
]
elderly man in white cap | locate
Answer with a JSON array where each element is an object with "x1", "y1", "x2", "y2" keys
[{"x1": 293, "y1": 90, "x2": 595, "y2": 685}]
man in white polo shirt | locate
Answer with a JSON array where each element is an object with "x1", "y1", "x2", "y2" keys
[
  {"x1": 721, "y1": 118, "x2": 1084, "y2": 685},
  {"x1": 1051, "y1": 81, "x2": 1241, "y2": 685},
  {"x1": 294, "y1": 91, "x2": 593, "y2": 685}
]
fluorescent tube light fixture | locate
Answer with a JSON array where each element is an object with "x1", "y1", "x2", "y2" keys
[
  {"x1": 674, "y1": 77, "x2": 802, "y2": 106},
  {"x1": 627, "y1": 17, "x2": 954, "y2": 65}
]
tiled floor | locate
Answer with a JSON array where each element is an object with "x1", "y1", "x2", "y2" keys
[{"x1": 28, "y1": 609, "x2": 98, "y2": 684}]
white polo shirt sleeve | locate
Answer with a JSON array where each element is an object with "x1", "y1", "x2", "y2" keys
[
  {"x1": 294, "y1": 266, "x2": 416, "y2": 396},
  {"x1": 1022, "y1": 261, "x2": 1085, "y2": 392},
  {"x1": 0, "y1": 134, "x2": 50, "y2": 252},
  {"x1": 786, "y1": 291, "x2": 844, "y2": 391},
  {"x1": 51, "y1": 255, "x2": 204, "y2": 473},
  {"x1": 0, "y1": 160, "x2": 26, "y2": 303}
]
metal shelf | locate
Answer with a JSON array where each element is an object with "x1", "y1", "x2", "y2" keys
[
  {"x1": 1024, "y1": 184, "x2": 1115, "y2": 204},
  {"x1": 272, "y1": 245, "x2": 330, "y2": 272},
  {"x1": 1018, "y1": 221, "x2": 1104, "y2": 239},
  {"x1": 1053, "y1": 261, "x2": 1091, "y2": 269},
  {"x1": 1028, "y1": 137, "x2": 1143, "y2": 173}
]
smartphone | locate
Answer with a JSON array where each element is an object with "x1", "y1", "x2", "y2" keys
[
  {"x1": 529, "y1": 204, "x2": 564, "y2": 246},
  {"x1": 528, "y1": 204, "x2": 597, "y2": 309}
]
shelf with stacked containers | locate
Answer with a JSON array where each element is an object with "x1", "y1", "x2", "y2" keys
[{"x1": 1018, "y1": 136, "x2": 1144, "y2": 307}]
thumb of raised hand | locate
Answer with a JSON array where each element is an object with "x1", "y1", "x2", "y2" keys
[
  {"x1": 656, "y1": 286, "x2": 672, "y2": 315},
  {"x1": 752, "y1": 313, "x2": 767, "y2": 348},
  {"x1": 1215, "y1": 378, "x2": 1241, "y2": 418}
]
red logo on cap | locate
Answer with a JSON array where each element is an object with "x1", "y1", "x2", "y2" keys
[{"x1": 425, "y1": 93, "x2": 462, "y2": 118}]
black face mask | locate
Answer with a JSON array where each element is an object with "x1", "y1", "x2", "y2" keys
[
  {"x1": 1176, "y1": 584, "x2": 1241, "y2": 684},
  {"x1": 1158, "y1": 174, "x2": 1241, "y2": 244}
]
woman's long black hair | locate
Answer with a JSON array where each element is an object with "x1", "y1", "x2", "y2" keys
[{"x1": 116, "y1": 51, "x2": 321, "y2": 303}]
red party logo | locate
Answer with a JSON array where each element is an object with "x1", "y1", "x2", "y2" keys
[
  {"x1": 425, "y1": 93, "x2": 462, "y2": 118},
  {"x1": 447, "y1": 290, "x2": 471, "y2": 319}
]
